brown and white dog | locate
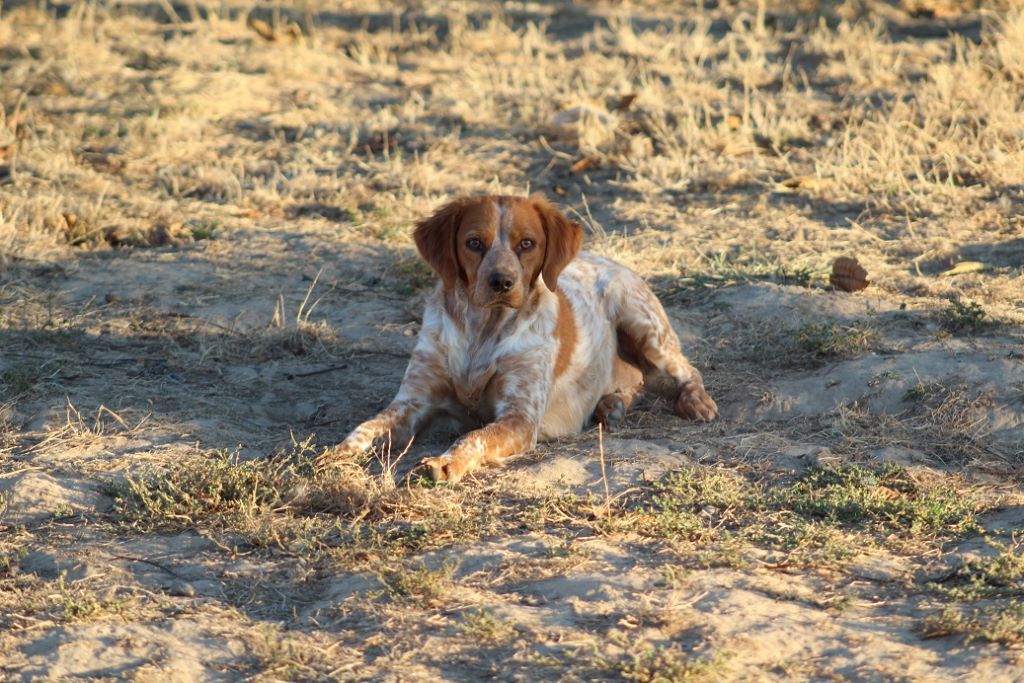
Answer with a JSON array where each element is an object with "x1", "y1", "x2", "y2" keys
[{"x1": 319, "y1": 195, "x2": 717, "y2": 482}]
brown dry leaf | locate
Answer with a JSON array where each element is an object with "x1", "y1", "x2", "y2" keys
[
  {"x1": 42, "y1": 81, "x2": 69, "y2": 96},
  {"x1": 0, "y1": 143, "x2": 16, "y2": 160},
  {"x1": 247, "y1": 17, "x2": 277, "y2": 42},
  {"x1": 830, "y1": 256, "x2": 870, "y2": 292},
  {"x1": 778, "y1": 176, "x2": 833, "y2": 193},
  {"x1": 570, "y1": 157, "x2": 600, "y2": 174},
  {"x1": 77, "y1": 149, "x2": 125, "y2": 173},
  {"x1": 612, "y1": 93, "x2": 638, "y2": 112},
  {"x1": 903, "y1": 0, "x2": 963, "y2": 18},
  {"x1": 724, "y1": 114, "x2": 742, "y2": 130},
  {"x1": 103, "y1": 225, "x2": 135, "y2": 247}
]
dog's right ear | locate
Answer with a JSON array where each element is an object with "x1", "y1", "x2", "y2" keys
[{"x1": 413, "y1": 199, "x2": 464, "y2": 290}]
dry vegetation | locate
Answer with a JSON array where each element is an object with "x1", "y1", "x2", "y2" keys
[{"x1": 1, "y1": 0, "x2": 1023, "y2": 680}]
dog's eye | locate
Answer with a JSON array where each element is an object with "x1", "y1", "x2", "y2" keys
[
  {"x1": 518, "y1": 239, "x2": 535, "y2": 251},
  {"x1": 466, "y1": 238, "x2": 484, "y2": 252}
]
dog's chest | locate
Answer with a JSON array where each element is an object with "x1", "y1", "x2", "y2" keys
[
  {"x1": 437, "y1": 306, "x2": 551, "y2": 414},
  {"x1": 445, "y1": 335, "x2": 499, "y2": 412}
]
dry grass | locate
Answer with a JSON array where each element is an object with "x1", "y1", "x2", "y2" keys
[{"x1": 2, "y1": 0, "x2": 1024, "y2": 680}]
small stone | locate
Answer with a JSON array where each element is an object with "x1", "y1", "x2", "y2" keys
[{"x1": 167, "y1": 580, "x2": 197, "y2": 597}]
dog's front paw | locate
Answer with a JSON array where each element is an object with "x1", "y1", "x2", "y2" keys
[
  {"x1": 420, "y1": 454, "x2": 467, "y2": 484},
  {"x1": 674, "y1": 381, "x2": 719, "y2": 421}
]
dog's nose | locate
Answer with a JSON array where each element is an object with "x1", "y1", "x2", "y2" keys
[{"x1": 488, "y1": 272, "x2": 515, "y2": 293}]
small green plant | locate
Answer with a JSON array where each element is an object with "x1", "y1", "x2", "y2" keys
[
  {"x1": 642, "y1": 468, "x2": 756, "y2": 542},
  {"x1": 187, "y1": 219, "x2": 220, "y2": 241},
  {"x1": 941, "y1": 300, "x2": 987, "y2": 333},
  {"x1": 595, "y1": 641, "x2": 728, "y2": 683},
  {"x1": 53, "y1": 572, "x2": 135, "y2": 623},
  {"x1": 377, "y1": 560, "x2": 458, "y2": 608},
  {"x1": 459, "y1": 608, "x2": 517, "y2": 643},
  {"x1": 921, "y1": 602, "x2": 1024, "y2": 645},
  {"x1": 784, "y1": 265, "x2": 814, "y2": 288},
  {"x1": 110, "y1": 450, "x2": 293, "y2": 530},
  {"x1": 928, "y1": 541, "x2": 1024, "y2": 600},
  {"x1": 57, "y1": 572, "x2": 101, "y2": 622},
  {"x1": 792, "y1": 322, "x2": 878, "y2": 358},
  {"x1": 1, "y1": 365, "x2": 41, "y2": 400},
  {"x1": 778, "y1": 463, "x2": 978, "y2": 538},
  {"x1": 903, "y1": 383, "x2": 931, "y2": 402}
]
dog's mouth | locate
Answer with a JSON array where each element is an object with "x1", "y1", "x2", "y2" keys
[
  {"x1": 474, "y1": 292, "x2": 523, "y2": 310},
  {"x1": 481, "y1": 298, "x2": 521, "y2": 310}
]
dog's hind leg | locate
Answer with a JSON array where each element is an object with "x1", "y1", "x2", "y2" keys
[
  {"x1": 593, "y1": 354, "x2": 644, "y2": 429},
  {"x1": 607, "y1": 275, "x2": 718, "y2": 422}
]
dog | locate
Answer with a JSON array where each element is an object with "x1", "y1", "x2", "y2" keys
[{"x1": 318, "y1": 195, "x2": 717, "y2": 482}]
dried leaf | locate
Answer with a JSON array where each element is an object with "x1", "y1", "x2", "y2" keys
[
  {"x1": 830, "y1": 256, "x2": 870, "y2": 292},
  {"x1": 570, "y1": 157, "x2": 600, "y2": 174},
  {"x1": 0, "y1": 142, "x2": 16, "y2": 160},
  {"x1": 777, "y1": 176, "x2": 832, "y2": 193},
  {"x1": 77, "y1": 148, "x2": 125, "y2": 173},
  {"x1": 613, "y1": 93, "x2": 638, "y2": 112},
  {"x1": 247, "y1": 17, "x2": 277, "y2": 42},
  {"x1": 939, "y1": 261, "x2": 986, "y2": 277},
  {"x1": 103, "y1": 225, "x2": 134, "y2": 247},
  {"x1": 724, "y1": 114, "x2": 742, "y2": 130}
]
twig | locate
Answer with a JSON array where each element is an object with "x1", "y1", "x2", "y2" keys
[
  {"x1": 598, "y1": 423, "x2": 611, "y2": 517},
  {"x1": 286, "y1": 364, "x2": 348, "y2": 380},
  {"x1": 111, "y1": 554, "x2": 190, "y2": 581}
]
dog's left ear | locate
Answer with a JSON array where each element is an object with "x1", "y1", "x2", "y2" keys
[{"x1": 532, "y1": 196, "x2": 583, "y2": 292}]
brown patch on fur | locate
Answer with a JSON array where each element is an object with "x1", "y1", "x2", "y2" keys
[{"x1": 553, "y1": 289, "x2": 577, "y2": 380}]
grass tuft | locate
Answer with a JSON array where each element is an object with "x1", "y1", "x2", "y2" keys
[{"x1": 792, "y1": 322, "x2": 879, "y2": 359}]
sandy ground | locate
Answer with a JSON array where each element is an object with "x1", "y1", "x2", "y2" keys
[{"x1": 2, "y1": 1, "x2": 1023, "y2": 681}]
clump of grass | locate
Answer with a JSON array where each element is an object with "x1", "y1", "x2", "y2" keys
[
  {"x1": 903, "y1": 382, "x2": 937, "y2": 403},
  {"x1": 642, "y1": 467, "x2": 756, "y2": 542},
  {"x1": 54, "y1": 572, "x2": 136, "y2": 623},
  {"x1": 921, "y1": 602, "x2": 1024, "y2": 645},
  {"x1": 929, "y1": 541, "x2": 1024, "y2": 601},
  {"x1": 459, "y1": 608, "x2": 517, "y2": 644},
  {"x1": 792, "y1": 322, "x2": 878, "y2": 359},
  {"x1": 634, "y1": 463, "x2": 980, "y2": 565},
  {"x1": 110, "y1": 449, "x2": 301, "y2": 532},
  {"x1": 1, "y1": 364, "x2": 43, "y2": 400},
  {"x1": 778, "y1": 463, "x2": 979, "y2": 538},
  {"x1": 109, "y1": 438, "x2": 518, "y2": 562},
  {"x1": 657, "y1": 252, "x2": 818, "y2": 300},
  {"x1": 594, "y1": 641, "x2": 728, "y2": 683},
  {"x1": 940, "y1": 300, "x2": 988, "y2": 334},
  {"x1": 376, "y1": 559, "x2": 457, "y2": 608}
]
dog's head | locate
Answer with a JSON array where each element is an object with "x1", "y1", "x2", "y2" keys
[{"x1": 413, "y1": 195, "x2": 584, "y2": 309}]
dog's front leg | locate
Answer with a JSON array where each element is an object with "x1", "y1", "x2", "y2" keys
[
  {"x1": 420, "y1": 414, "x2": 537, "y2": 484},
  {"x1": 420, "y1": 358, "x2": 548, "y2": 483},
  {"x1": 317, "y1": 346, "x2": 448, "y2": 467}
]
